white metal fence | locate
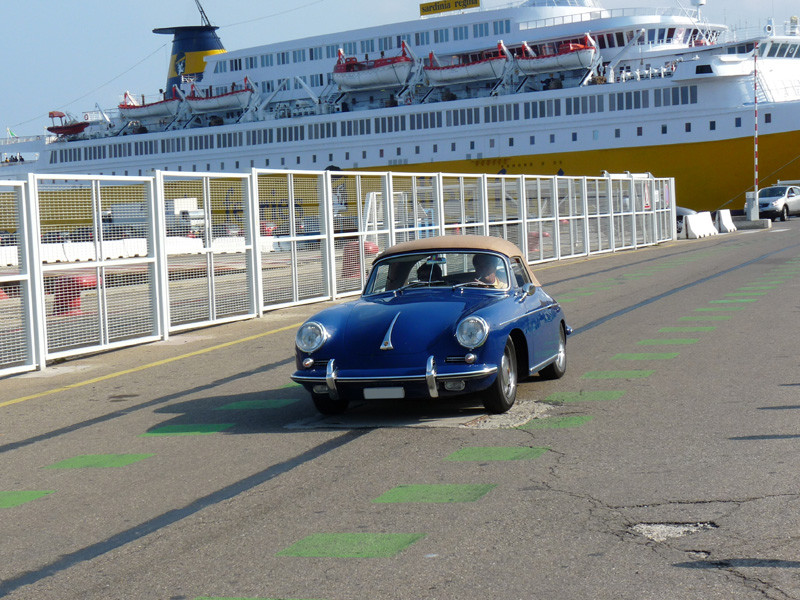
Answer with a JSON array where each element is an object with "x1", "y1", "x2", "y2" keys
[{"x1": 0, "y1": 169, "x2": 675, "y2": 376}]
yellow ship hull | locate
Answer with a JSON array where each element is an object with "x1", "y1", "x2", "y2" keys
[{"x1": 381, "y1": 129, "x2": 800, "y2": 213}]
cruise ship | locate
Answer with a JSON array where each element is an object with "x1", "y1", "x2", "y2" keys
[{"x1": 2, "y1": 0, "x2": 799, "y2": 211}]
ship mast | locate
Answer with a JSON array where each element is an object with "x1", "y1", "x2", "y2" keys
[{"x1": 194, "y1": 0, "x2": 212, "y2": 27}]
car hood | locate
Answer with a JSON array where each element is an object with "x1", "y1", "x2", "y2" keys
[{"x1": 324, "y1": 290, "x2": 500, "y2": 357}]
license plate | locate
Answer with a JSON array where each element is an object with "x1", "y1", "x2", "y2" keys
[{"x1": 363, "y1": 387, "x2": 405, "y2": 399}]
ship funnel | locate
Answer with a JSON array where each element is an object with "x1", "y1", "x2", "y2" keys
[{"x1": 153, "y1": 25, "x2": 225, "y2": 98}]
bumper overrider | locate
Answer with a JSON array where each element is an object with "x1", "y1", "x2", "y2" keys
[{"x1": 291, "y1": 356, "x2": 498, "y2": 400}]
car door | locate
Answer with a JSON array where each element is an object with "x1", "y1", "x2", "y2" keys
[
  {"x1": 510, "y1": 257, "x2": 560, "y2": 371},
  {"x1": 789, "y1": 187, "x2": 800, "y2": 215}
]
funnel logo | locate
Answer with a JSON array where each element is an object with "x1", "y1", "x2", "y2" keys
[{"x1": 175, "y1": 52, "x2": 186, "y2": 77}]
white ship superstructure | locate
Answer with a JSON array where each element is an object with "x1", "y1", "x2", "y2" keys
[{"x1": 2, "y1": 0, "x2": 800, "y2": 211}]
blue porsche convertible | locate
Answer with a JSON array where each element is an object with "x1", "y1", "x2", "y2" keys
[{"x1": 291, "y1": 235, "x2": 569, "y2": 415}]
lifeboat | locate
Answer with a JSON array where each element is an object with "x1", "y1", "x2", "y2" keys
[
  {"x1": 332, "y1": 42, "x2": 414, "y2": 91},
  {"x1": 516, "y1": 37, "x2": 597, "y2": 75},
  {"x1": 425, "y1": 43, "x2": 507, "y2": 86},
  {"x1": 186, "y1": 79, "x2": 253, "y2": 113},
  {"x1": 46, "y1": 111, "x2": 90, "y2": 136},
  {"x1": 118, "y1": 90, "x2": 181, "y2": 119}
]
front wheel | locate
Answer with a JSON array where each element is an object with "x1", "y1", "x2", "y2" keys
[
  {"x1": 539, "y1": 324, "x2": 567, "y2": 380},
  {"x1": 482, "y1": 337, "x2": 518, "y2": 414},
  {"x1": 311, "y1": 392, "x2": 349, "y2": 415}
]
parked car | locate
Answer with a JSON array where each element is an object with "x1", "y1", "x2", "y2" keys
[
  {"x1": 291, "y1": 235, "x2": 570, "y2": 415},
  {"x1": 756, "y1": 184, "x2": 800, "y2": 221}
]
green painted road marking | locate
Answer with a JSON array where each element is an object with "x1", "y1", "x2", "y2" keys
[
  {"x1": 709, "y1": 298, "x2": 758, "y2": 304},
  {"x1": 280, "y1": 382, "x2": 302, "y2": 389},
  {"x1": 659, "y1": 326, "x2": 716, "y2": 332},
  {"x1": 194, "y1": 597, "x2": 324, "y2": 600},
  {"x1": 0, "y1": 490, "x2": 55, "y2": 508},
  {"x1": 561, "y1": 291, "x2": 595, "y2": 297},
  {"x1": 445, "y1": 447, "x2": 549, "y2": 461},
  {"x1": 726, "y1": 291, "x2": 768, "y2": 296},
  {"x1": 45, "y1": 454, "x2": 154, "y2": 469},
  {"x1": 740, "y1": 285, "x2": 779, "y2": 289},
  {"x1": 373, "y1": 484, "x2": 496, "y2": 503},
  {"x1": 542, "y1": 390, "x2": 626, "y2": 403},
  {"x1": 612, "y1": 352, "x2": 679, "y2": 360},
  {"x1": 679, "y1": 315, "x2": 731, "y2": 321},
  {"x1": 582, "y1": 370, "x2": 655, "y2": 379},
  {"x1": 559, "y1": 298, "x2": 578, "y2": 303},
  {"x1": 519, "y1": 415, "x2": 594, "y2": 430},
  {"x1": 141, "y1": 424, "x2": 236, "y2": 436},
  {"x1": 695, "y1": 307, "x2": 746, "y2": 312},
  {"x1": 638, "y1": 338, "x2": 698, "y2": 346},
  {"x1": 621, "y1": 273, "x2": 649, "y2": 278},
  {"x1": 277, "y1": 533, "x2": 426, "y2": 558},
  {"x1": 215, "y1": 399, "x2": 297, "y2": 410}
]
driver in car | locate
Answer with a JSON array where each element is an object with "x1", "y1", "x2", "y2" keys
[{"x1": 473, "y1": 253, "x2": 508, "y2": 289}]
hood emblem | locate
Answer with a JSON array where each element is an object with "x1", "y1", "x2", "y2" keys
[{"x1": 380, "y1": 312, "x2": 401, "y2": 351}]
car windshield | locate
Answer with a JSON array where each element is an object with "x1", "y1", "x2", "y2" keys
[
  {"x1": 365, "y1": 251, "x2": 510, "y2": 294},
  {"x1": 759, "y1": 187, "x2": 788, "y2": 199}
]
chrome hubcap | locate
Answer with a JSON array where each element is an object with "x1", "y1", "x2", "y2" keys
[{"x1": 500, "y1": 348, "x2": 516, "y2": 398}]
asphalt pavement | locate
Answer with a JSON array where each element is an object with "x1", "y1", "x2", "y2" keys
[{"x1": 2, "y1": 222, "x2": 800, "y2": 600}]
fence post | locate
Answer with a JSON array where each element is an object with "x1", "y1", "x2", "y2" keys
[
  {"x1": 247, "y1": 169, "x2": 263, "y2": 317},
  {"x1": 434, "y1": 173, "x2": 446, "y2": 237},
  {"x1": 153, "y1": 171, "x2": 171, "y2": 340},
  {"x1": 480, "y1": 174, "x2": 490, "y2": 236},
  {"x1": 323, "y1": 170, "x2": 337, "y2": 300}
]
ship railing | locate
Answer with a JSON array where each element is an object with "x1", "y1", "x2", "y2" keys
[
  {"x1": 519, "y1": 7, "x2": 699, "y2": 33},
  {"x1": 0, "y1": 134, "x2": 47, "y2": 146}
]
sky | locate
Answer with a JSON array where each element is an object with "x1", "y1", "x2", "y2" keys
[{"x1": 1, "y1": 0, "x2": 797, "y2": 137}]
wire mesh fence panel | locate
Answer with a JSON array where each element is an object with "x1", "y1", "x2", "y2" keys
[
  {"x1": 44, "y1": 266, "x2": 102, "y2": 353},
  {"x1": 524, "y1": 177, "x2": 558, "y2": 263},
  {"x1": 390, "y1": 175, "x2": 438, "y2": 243},
  {"x1": 212, "y1": 253, "x2": 251, "y2": 318},
  {"x1": 0, "y1": 183, "x2": 32, "y2": 372},
  {"x1": 261, "y1": 245, "x2": 294, "y2": 306},
  {"x1": 168, "y1": 254, "x2": 211, "y2": 326},
  {"x1": 105, "y1": 265, "x2": 157, "y2": 343},
  {"x1": 442, "y1": 175, "x2": 484, "y2": 236}
]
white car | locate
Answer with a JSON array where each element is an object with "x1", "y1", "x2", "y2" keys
[{"x1": 757, "y1": 185, "x2": 800, "y2": 221}]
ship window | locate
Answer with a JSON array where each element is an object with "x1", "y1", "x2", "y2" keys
[
  {"x1": 326, "y1": 45, "x2": 338, "y2": 59},
  {"x1": 470, "y1": 141, "x2": 475, "y2": 150},
  {"x1": 434, "y1": 28, "x2": 449, "y2": 44},
  {"x1": 261, "y1": 54, "x2": 274, "y2": 67},
  {"x1": 432, "y1": 144, "x2": 437, "y2": 153},
  {"x1": 605, "y1": 34, "x2": 615, "y2": 48},
  {"x1": 765, "y1": 113, "x2": 772, "y2": 123},
  {"x1": 415, "y1": 146, "x2": 420, "y2": 154},
  {"x1": 550, "y1": 134, "x2": 555, "y2": 143},
  {"x1": 615, "y1": 32, "x2": 625, "y2": 46},
  {"x1": 474, "y1": 22, "x2": 489, "y2": 38},
  {"x1": 661, "y1": 124, "x2": 667, "y2": 134},
  {"x1": 310, "y1": 47, "x2": 323, "y2": 61},
  {"x1": 695, "y1": 64, "x2": 712, "y2": 74},
  {"x1": 636, "y1": 127, "x2": 642, "y2": 136},
  {"x1": 685, "y1": 122, "x2": 691, "y2": 132},
  {"x1": 415, "y1": 31, "x2": 430, "y2": 46},
  {"x1": 571, "y1": 132, "x2": 577, "y2": 142},
  {"x1": 529, "y1": 136, "x2": 535, "y2": 145},
  {"x1": 508, "y1": 137, "x2": 514, "y2": 147},
  {"x1": 597, "y1": 35, "x2": 606, "y2": 49},
  {"x1": 378, "y1": 36, "x2": 393, "y2": 52},
  {"x1": 492, "y1": 20, "x2": 510, "y2": 35},
  {"x1": 453, "y1": 26, "x2": 468, "y2": 42},
  {"x1": 380, "y1": 149, "x2": 384, "y2": 158},
  {"x1": 735, "y1": 117, "x2": 742, "y2": 127},
  {"x1": 396, "y1": 147, "x2": 401, "y2": 156},
  {"x1": 277, "y1": 52, "x2": 290, "y2": 65},
  {"x1": 709, "y1": 121, "x2": 716, "y2": 131},
  {"x1": 360, "y1": 39, "x2": 375, "y2": 54},
  {"x1": 768, "y1": 44, "x2": 780, "y2": 58},
  {"x1": 614, "y1": 129, "x2": 620, "y2": 138},
  {"x1": 451, "y1": 142, "x2": 456, "y2": 151},
  {"x1": 489, "y1": 139, "x2": 495, "y2": 148}
]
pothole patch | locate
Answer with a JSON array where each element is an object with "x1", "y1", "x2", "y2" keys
[{"x1": 632, "y1": 522, "x2": 718, "y2": 543}]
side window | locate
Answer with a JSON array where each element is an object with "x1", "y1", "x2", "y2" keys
[{"x1": 511, "y1": 257, "x2": 531, "y2": 287}]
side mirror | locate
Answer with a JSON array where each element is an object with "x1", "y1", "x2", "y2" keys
[{"x1": 522, "y1": 282, "x2": 537, "y2": 297}]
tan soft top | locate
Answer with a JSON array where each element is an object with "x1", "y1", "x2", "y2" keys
[{"x1": 377, "y1": 234, "x2": 541, "y2": 286}]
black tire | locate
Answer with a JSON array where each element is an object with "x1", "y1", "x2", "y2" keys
[
  {"x1": 539, "y1": 324, "x2": 567, "y2": 380},
  {"x1": 311, "y1": 392, "x2": 349, "y2": 415},
  {"x1": 482, "y1": 337, "x2": 518, "y2": 414},
  {"x1": 781, "y1": 205, "x2": 789, "y2": 221}
]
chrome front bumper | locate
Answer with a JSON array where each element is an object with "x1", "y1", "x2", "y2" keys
[{"x1": 291, "y1": 355, "x2": 498, "y2": 400}]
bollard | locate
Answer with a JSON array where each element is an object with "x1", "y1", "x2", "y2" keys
[
  {"x1": 53, "y1": 274, "x2": 99, "y2": 316},
  {"x1": 342, "y1": 240, "x2": 379, "y2": 278}
]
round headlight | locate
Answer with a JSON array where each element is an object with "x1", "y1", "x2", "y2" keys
[
  {"x1": 296, "y1": 321, "x2": 328, "y2": 353},
  {"x1": 456, "y1": 316, "x2": 489, "y2": 349}
]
